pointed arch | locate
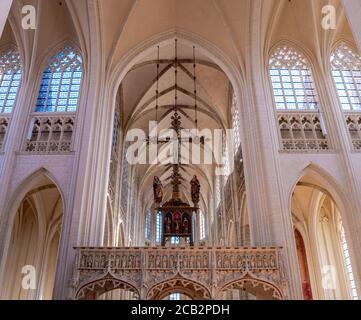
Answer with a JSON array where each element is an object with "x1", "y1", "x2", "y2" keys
[
  {"x1": 0, "y1": 168, "x2": 65, "y2": 300},
  {"x1": 268, "y1": 40, "x2": 320, "y2": 111},
  {"x1": 146, "y1": 276, "x2": 211, "y2": 300},
  {"x1": 34, "y1": 42, "x2": 83, "y2": 113},
  {"x1": 289, "y1": 163, "x2": 358, "y2": 300},
  {"x1": 0, "y1": 44, "x2": 22, "y2": 114}
]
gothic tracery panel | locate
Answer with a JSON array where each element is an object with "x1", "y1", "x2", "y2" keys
[{"x1": 269, "y1": 45, "x2": 329, "y2": 151}]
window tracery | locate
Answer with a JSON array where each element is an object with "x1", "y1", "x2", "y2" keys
[
  {"x1": 199, "y1": 210, "x2": 205, "y2": 240},
  {"x1": 331, "y1": 43, "x2": 361, "y2": 150},
  {"x1": 339, "y1": 221, "x2": 358, "y2": 300},
  {"x1": 269, "y1": 45, "x2": 329, "y2": 151},
  {"x1": 24, "y1": 46, "x2": 83, "y2": 153},
  {"x1": 0, "y1": 46, "x2": 21, "y2": 114},
  {"x1": 35, "y1": 46, "x2": 83, "y2": 113}
]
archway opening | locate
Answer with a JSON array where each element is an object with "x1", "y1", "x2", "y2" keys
[
  {"x1": 1, "y1": 174, "x2": 63, "y2": 300},
  {"x1": 291, "y1": 172, "x2": 358, "y2": 300},
  {"x1": 98, "y1": 288, "x2": 139, "y2": 300},
  {"x1": 220, "y1": 279, "x2": 282, "y2": 300},
  {"x1": 147, "y1": 278, "x2": 211, "y2": 300},
  {"x1": 107, "y1": 36, "x2": 247, "y2": 249},
  {"x1": 162, "y1": 292, "x2": 192, "y2": 301},
  {"x1": 76, "y1": 279, "x2": 140, "y2": 300}
]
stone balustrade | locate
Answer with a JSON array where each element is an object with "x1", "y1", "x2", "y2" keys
[
  {"x1": 24, "y1": 113, "x2": 75, "y2": 153},
  {"x1": 0, "y1": 116, "x2": 9, "y2": 151},
  {"x1": 72, "y1": 246, "x2": 286, "y2": 300},
  {"x1": 345, "y1": 113, "x2": 361, "y2": 151},
  {"x1": 277, "y1": 112, "x2": 329, "y2": 151}
]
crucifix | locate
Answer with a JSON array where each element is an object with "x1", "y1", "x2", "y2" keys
[{"x1": 150, "y1": 39, "x2": 201, "y2": 247}]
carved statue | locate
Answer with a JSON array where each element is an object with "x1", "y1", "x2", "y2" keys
[
  {"x1": 153, "y1": 176, "x2": 163, "y2": 203},
  {"x1": 182, "y1": 216, "x2": 189, "y2": 234},
  {"x1": 121, "y1": 254, "x2": 127, "y2": 268},
  {"x1": 165, "y1": 216, "x2": 172, "y2": 234},
  {"x1": 190, "y1": 175, "x2": 200, "y2": 205},
  {"x1": 174, "y1": 220, "x2": 180, "y2": 233},
  {"x1": 162, "y1": 255, "x2": 168, "y2": 268},
  {"x1": 173, "y1": 212, "x2": 181, "y2": 234},
  {"x1": 149, "y1": 254, "x2": 154, "y2": 268},
  {"x1": 101, "y1": 255, "x2": 106, "y2": 268},
  {"x1": 135, "y1": 255, "x2": 140, "y2": 268},
  {"x1": 156, "y1": 255, "x2": 161, "y2": 268}
]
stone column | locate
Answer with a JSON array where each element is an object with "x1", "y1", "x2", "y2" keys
[
  {"x1": 244, "y1": 0, "x2": 303, "y2": 299},
  {"x1": 0, "y1": 0, "x2": 12, "y2": 38}
]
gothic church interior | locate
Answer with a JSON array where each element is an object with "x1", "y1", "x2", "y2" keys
[{"x1": 0, "y1": 0, "x2": 361, "y2": 300}]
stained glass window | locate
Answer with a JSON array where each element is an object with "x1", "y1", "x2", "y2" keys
[
  {"x1": 269, "y1": 46, "x2": 319, "y2": 110},
  {"x1": 112, "y1": 111, "x2": 120, "y2": 152},
  {"x1": 155, "y1": 211, "x2": 162, "y2": 244},
  {"x1": 199, "y1": 210, "x2": 205, "y2": 240},
  {"x1": 339, "y1": 221, "x2": 358, "y2": 300},
  {"x1": 331, "y1": 43, "x2": 361, "y2": 111},
  {"x1": 0, "y1": 46, "x2": 21, "y2": 113},
  {"x1": 121, "y1": 144, "x2": 130, "y2": 213},
  {"x1": 145, "y1": 208, "x2": 151, "y2": 241},
  {"x1": 170, "y1": 237, "x2": 180, "y2": 245},
  {"x1": 35, "y1": 46, "x2": 83, "y2": 113},
  {"x1": 170, "y1": 293, "x2": 181, "y2": 300},
  {"x1": 215, "y1": 175, "x2": 221, "y2": 208},
  {"x1": 231, "y1": 94, "x2": 241, "y2": 153}
]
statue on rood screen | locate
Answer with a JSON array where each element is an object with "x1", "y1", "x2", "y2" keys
[
  {"x1": 190, "y1": 175, "x2": 200, "y2": 205},
  {"x1": 153, "y1": 176, "x2": 163, "y2": 204}
]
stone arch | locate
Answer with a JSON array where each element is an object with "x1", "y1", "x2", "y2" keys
[
  {"x1": 289, "y1": 163, "x2": 351, "y2": 222},
  {"x1": 219, "y1": 275, "x2": 284, "y2": 300},
  {"x1": 146, "y1": 276, "x2": 211, "y2": 300},
  {"x1": 75, "y1": 276, "x2": 140, "y2": 300},
  {"x1": 0, "y1": 168, "x2": 65, "y2": 299},
  {"x1": 108, "y1": 29, "x2": 246, "y2": 115},
  {"x1": 288, "y1": 163, "x2": 357, "y2": 299}
]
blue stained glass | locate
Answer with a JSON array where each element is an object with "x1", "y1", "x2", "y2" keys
[
  {"x1": 41, "y1": 77, "x2": 51, "y2": 85},
  {"x1": 37, "y1": 98, "x2": 46, "y2": 105},
  {"x1": 4, "y1": 107, "x2": 12, "y2": 113},
  {"x1": 63, "y1": 71, "x2": 72, "y2": 79},
  {"x1": 43, "y1": 72, "x2": 51, "y2": 79},
  {"x1": 47, "y1": 98, "x2": 56, "y2": 105},
  {"x1": 69, "y1": 92, "x2": 79, "y2": 99},
  {"x1": 72, "y1": 78, "x2": 81, "y2": 85},
  {"x1": 67, "y1": 105, "x2": 77, "y2": 112},
  {"x1": 0, "y1": 94, "x2": 6, "y2": 100},
  {"x1": 57, "y1": 106, "x2": 66, "y2": 112},
  {"x1": 58, "y1": 99, "x2": 67, "y2": 106},
  {"x1": 35, "y1": 106, "x2": 44, "y2": 112},
  {"x1": 51, "y1": 79, "x2": 61, "y2": 86},
  {"x1": 69, "y1": 98, "x2": 78, "y2": 105},
  {"x1": 5, "y1": 99, "x2": 14, "y2": 107},
  {"x1": 48, "y1": 92, "x2": 58, "y2": 99},
  {"x1": 34, "y1": 46, "x2": 82, "y2": 113},
  {"x1": 46, "y1": 105, "x2": 56, "y2": 112},
  {"x1": 59, "y1": 92, "x2": 68, "y2": 99}
]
